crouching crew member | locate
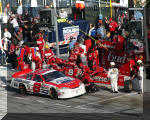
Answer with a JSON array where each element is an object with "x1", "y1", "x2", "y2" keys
[
  {"x1": 108, "y1": 62, "x2": 119, "y2": 93},
  {"x1": 44, "y1": 44, "x2": 55, "y2": 65},
  {"x1": 137, "y1": 60, "x2": 144, "y2": 94},
  {"x1": 32, "y1": 47, "x2": 42, "y2": 69},
  {"x1": 87, "y1": 48, "x2": 96, "y2": 71},
  {"x1": 79, "y1": 63, "x2": 97, "y2": 93}
]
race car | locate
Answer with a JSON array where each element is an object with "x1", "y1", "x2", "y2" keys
[{"x1": 10, "y1": 69, "x2": 86, "y2": 99}]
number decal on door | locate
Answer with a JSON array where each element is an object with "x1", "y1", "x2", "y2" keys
[
  {"x1": 68, "y1": 69, "x2": 74, "y2": 76},
  {"x1": 33, "y1": 83, "x2": 41, "y2": 92}
]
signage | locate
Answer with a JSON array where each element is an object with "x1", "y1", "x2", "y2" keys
[{"x1": 63, "y1": 26, "x2": 79, "y2": 41}]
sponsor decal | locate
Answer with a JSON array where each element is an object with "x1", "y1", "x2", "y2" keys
[
  {"x1": 63, "y1": 26, "x2": 79, "y2": 41},
  {"x1": 107, "y1": 51, "x2": 127, "y2": 64},
  {"x1": 92, "y1": 76, "x2": 109, "y2": 82}
]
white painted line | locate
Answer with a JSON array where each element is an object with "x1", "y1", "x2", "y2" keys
[
  {"x1": 36, "y1": 100, "x2": 45, "y2": 103},
  {"x1": 14, "y1": 97, "x2": 26, "y2": 100},
  {"x1": 55, "y1": 103, "x2": 72, "y2": 108}
]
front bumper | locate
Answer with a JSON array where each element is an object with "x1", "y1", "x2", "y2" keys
[{"x1": 58, "y1": 84, "x2": 86, "y2": 99}]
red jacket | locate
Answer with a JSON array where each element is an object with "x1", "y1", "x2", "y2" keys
[
  {"x1": 118, "y1": 35, "x2": 124, "y2": 44},
  {"x1": 87, "y1": 52, "x2": 95, "y2": 61},
  {"x1": 109, "y1": 21, "x2": 118, "y2": 32},
  {"x1": 37, "y1": 38, "x2": 45, "y2": 49},
  {"x1": 69, "y1": 54, "x2": 77, "y2": 62},
  {"x1": 44, "y1": 49, "x2": 54, "y2": 59}
]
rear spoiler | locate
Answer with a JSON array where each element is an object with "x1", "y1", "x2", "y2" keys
[{"x1": 12, "y1": 69, "x2": 32, "y2": 78}]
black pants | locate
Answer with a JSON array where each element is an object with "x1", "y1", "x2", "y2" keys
[
  {"x1": 88, "y1": 60, "x2": 93, "y2": 70},
  {"x1": 110, "y1": 31, "x2": 115, "y2": 41},
  {"x1": 76, "y1": 56, "x2": 82, "y2": 67},
  {"x1": 7, "y1": 52, "x2": 18, "y2": 69}
]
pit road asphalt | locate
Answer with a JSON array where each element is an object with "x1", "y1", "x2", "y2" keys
[{"x1": 0, "y1": 65, "x2": 144, "y2": 120}]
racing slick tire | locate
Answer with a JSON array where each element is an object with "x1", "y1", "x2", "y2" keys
[
  {"x1": 124, "y1": 80, "x2": 133, "y2": 92},
  {"x1": 49, "y1": 88, "x2": 58, "y2": 100},
  {"x1": 19, "y1": 84, "x2": 26, "y2": 94}
]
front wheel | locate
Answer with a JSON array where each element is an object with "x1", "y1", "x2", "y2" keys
[
  {"x1": 49, "y1": 88, "x2": 58, "y2": 99},
  {"x1": 19, "y1": 84, "x2": 26, "y2": 94}
]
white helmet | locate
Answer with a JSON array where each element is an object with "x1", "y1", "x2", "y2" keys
[
  {"x1": 137, "y1": 60, "x2": 142, "y2": 63},
  {"x1": 36, "y1": 47, "x2": 39, "y2": 51},
  {"x1": 110, "y1": 62, "x2": 115, "y2": 66}
]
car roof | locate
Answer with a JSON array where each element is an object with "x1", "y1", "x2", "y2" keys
[{"x1": 32, "y1": 69, "x2": 56, "y2": 75}]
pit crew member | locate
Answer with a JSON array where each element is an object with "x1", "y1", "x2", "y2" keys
[
  {"x1": 44, "y1": 44, "x2": 55, "y2": 65},
  {"x1": 107, "y1": 62, "x2": 119, "y2": 93},
  {"x1": 137, "y1": 60, "x2": 144, "y2": 94}
]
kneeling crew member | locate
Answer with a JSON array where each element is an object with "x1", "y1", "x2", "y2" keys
[{"x1": 44, "y1": 44, "x2": 55, "y2": 65}]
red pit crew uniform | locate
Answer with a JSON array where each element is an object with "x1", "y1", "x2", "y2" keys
[
  {"x1": 69, "y1": 54, "x2": 77, "y2": 62},
  {"x1": 44, "y1": 49, "x2": 55, "y2": 65},
  {"x1": 74, "y1": 47, "x2": 84, "y2": 55},
  {"x1": 32, "y1": 52, "x2": 42, "y2": 69},
  {"x1": 64, "y1": 62, "x2": 79, "y2": 77},
  {"x1": 37, "y1": 37, "x2": 45, "y2": 62},
  {"x1": 53, "y1": 58, "x2": 64, "y2": 72},
  {"x1": 17, "y1": 47, "x2": 26, "y2": 70},
  {"x1": 87, "y1": 52, "x2": 96, "y2": 70}
]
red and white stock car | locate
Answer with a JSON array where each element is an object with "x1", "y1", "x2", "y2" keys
[{"x1": 10, "y1": 69, "x2": 86, "y2": 99}]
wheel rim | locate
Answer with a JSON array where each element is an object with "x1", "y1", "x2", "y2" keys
[{"x1": 50, "y1": 89, "x2": 57, "y2": 99}]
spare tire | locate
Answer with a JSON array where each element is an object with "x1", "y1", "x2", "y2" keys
[{"x1": 124, "y1": 80, "x2": 133, "y2": 92}]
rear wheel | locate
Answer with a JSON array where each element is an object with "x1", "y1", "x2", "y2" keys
[
  {"x1": 19, "y1": 84, "x2": 26, "y2": 94},
  {"x1": 49, "y1": 88, "x2": 58, "y2": 99},
  {"x1": 124, "y1": 80, "x2": 133, "y2": 92}
]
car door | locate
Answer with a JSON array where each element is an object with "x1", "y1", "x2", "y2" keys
[
  {"x1": 33, "y1": 74, "x2": 43, "y2": 93},
  {"x1": 26, "y1": 73, "x2": 34, "y2": 92}
]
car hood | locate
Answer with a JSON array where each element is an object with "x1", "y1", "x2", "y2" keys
[{"x1": 47, "y1": 77, "x2": 80, "y2": 89}]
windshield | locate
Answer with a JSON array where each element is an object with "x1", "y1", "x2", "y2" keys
[{"x1": 43, "y1": 71, "x2": 66, "y2": 82}]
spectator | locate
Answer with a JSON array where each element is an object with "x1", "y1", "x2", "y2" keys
[
  {"x1": 22, "y1": 24, "x2": 31, "y2": 44},
  {"x1": 109, "y1": 18, "x2": 118, "y2": 41},
  {"x1": 2, "y1": 28, "x2": 11, "y2": 53},
  {"x1": 24, "y1": 0, "x2": 31, "y2": 15},
  {"x1": 23, "y1": 11, "x2": 31, "y2": 25},
  {"x1": 31, "y1": 0, "x2": 38, "y2": 18},
  {"x1": 4, "y1": 3, "x2": 12, "y2": 18},
  {"x1": 59, "y1": 9, "x2": 68, "y2": 19},
  {"x1": 3, "y1": 3, "x2": 12, "y2": 23},
  {"x1": 97, "y1": 23, "x2": 105, "y2": 40},
  {"x1": 10, "y1": 14, "x2": 20, "y2": 33},
  {"x1": 89, "y1": 24, "x2": 96, "y2": 48},
  {"x1": 104, "y1": 17, "x2": 109, "y2": 34},
  {"x1": 17, "y1": 0, "x2": 23, "y2": 16},
  {"x1": 117, "y1": 22, "x2": 123, "y2": 35},
  {"x1": 14, "y1": 28, "x2": 24, "y2": 47}
]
